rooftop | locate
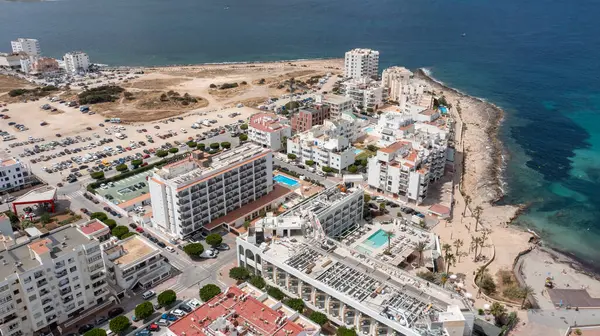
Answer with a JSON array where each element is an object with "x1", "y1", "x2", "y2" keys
[
  {"x1": 282, "y1": 184, "x2": 361, "y2": 218},
  {"x1": 13, "y1": 185, "x2": 56, "y2": 204},
  {"x1": 108, "y1": 235, "x2": 157, "y2": 266},
  {"x1": 78, "y1": 219, "x2": 109, "y2": 236},
  {"x1": 168, "y1": 286, "x2": 308, "y2": 336},
  {"x1": 323, "y1": 94, "x2": 352, "y2": 104},
  {"x1": 249, "y1": 113, "x2": 289, "y2": 133},
  {"x1": 0, "y1": 225, "x2": 92, "y2": 280}
]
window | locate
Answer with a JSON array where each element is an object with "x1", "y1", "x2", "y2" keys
[
  {"x1": 34, "y1": 312, "x2": 41, "y2": 319},
  {"x1": 74, "y1": 284, "x2": 81, "y2": 290},
  {"x1": 72, "y1": 276, "x2": 79, "y2": 281},
  {"x1": 68, "y1": 258, "x2": 74, "y2": 263},
  {"x1": 13, "y1": 289, "x2": 19, "y2": 295},
  {"x1": 26, "y1": 287, "x2": 34, "y2": 293},
  {"x1": 76, "y1": 292, "x2": 82, "y2": 298},
  {"x1": 16, "y1": 299, "x2": 21, "y2": 304},
  {"x1": 28, "y1": 295, "x2": 36, "y2": 301},
  {"x1": 85, "y1": 285, "x2": 89, "y2": 290},
  {"x1": 77, "y1": 300, "x2": 84, "y2": 306},
  {"x1": 69, "y1": 266, "x2": 77, "y2": 273}
]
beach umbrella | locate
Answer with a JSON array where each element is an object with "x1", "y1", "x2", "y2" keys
[
  {"x1": 465, "y1": 293, "x2": 473, "y2": 299},
  {"x1": 483, "y1": 304, "x2": 490, "y2": 310},
  {"x1": 450, "y1": 274, "x2": 458, "y2": 280}
]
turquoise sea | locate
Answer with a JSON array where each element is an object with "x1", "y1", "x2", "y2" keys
[{"x1": 2, "y1": 0, "x2": 600, "y2": 269}]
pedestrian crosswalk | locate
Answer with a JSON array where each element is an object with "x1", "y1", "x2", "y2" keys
[{"x1": 66, "y1": 190, "x2": 86, "y2": 199}]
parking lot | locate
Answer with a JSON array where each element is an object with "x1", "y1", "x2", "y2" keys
[{"x1": 96, "y1": 170, "x2": 152, "y2": 205}]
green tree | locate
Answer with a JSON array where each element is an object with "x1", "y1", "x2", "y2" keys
[
  {"x1": 111, "y1": 226, "x2": 129, "y2": 239},
  {"x1": 156, "y1": 150, "x2": 168, "y2": 158},
  {"x1": 109, "y1": 316, "x2": 131, "y2": 334},
  {"x1": 384, "y1": 230, "x2": 394, "y2": 254},
  {"x1": 239, "y1": 134, "x2": 248, "y2": 141},
  {"x1": 287, "y1": 153, "x2": 297, "y2": 160},
  {"x1": 209, "y1": 84, "x2": 217, "y2": 89},
  {"x1": 90, "y1": 212, "x2": 108, "y2": 221},
  {"x1": 187, "y1": 141, "x2": 197, "y2": 148},
  {"x1": 205, "y1": 233, "x2": 223, "y2": 247},
  {"x1": 210, "y1": 143, "x2": 220, "y2": 150},
  {"x1": 240, "y1": 123, "x2": 248, "y2": 130},
  {"x1": 229, "y1": 267, "x2": 250, "y2": 281},
  {"x1": 84, "y1": 329, "x2": 107, "y2": 336},
  {"x1": 40, "y1": 213, "x2": 52, "y2": 224},
  {"x1": 157, "y1": 289, "x2": 177, "y2": 308},
  {"x1": 116, "y1": 164, "x2": 128, "y2": 172},
  {"x1": 103, "y1": 218, "x2": 117, "y2": 229},
  {"x1": 134, "y1": 301, "x2": 154, "y2": 320},
  {"x1": 336, "y1": 326, "x2": 358, "y2": 336},
  {"x1": 415, "y1": 241, "x2": 428, "y2": 266},
  {"x1": 168, "y1": 147, "x2": 179, "y2": 154},
  {"x1": 183, "y1": 243, "x2": 204, "y2": 257},
  {"x1": 305, "y1": 160, "x2": 315, "y2": 166},
  {"x1": 363, "y1": 194, "x2": 371, "y2": 203},
  {"x1": 490, "y1": 302, "x2": 506, "y2": 322},
  {"x1": 5, "y1": 211, "x2": 19, "y2": 224},
  {"x1": 348, "y1": 165, "x2": 358, "y2": 173},
  {"x1": 199, "y1": 284, "x2": 221, "y2": 302},
  {"x1": 309, "y1": 311, "x2": 328, "y2": 326},
  {"x1": 445, "y1": 253, "x2": 456, "y2": 273},
  {"x1": 520, "y1": 285, "x2": 535, "y2": 309},
  {"x1": 267, "y1": 287, "x2": 285, "y2": 300},
  {"x1": 120, "y1": 232, "x2": 136, "y2": 239},
  {"x1": 285, "y1": 298, "x2": 304, "y2": 312},
  {"x1": 243, "y1": 220, "x2": 251, "y2": 229},
  {"x1": 249, "y1": 275, "x2": 266, "y2": 289},
  {"x1": 220, "y1": 142, "x2": 231, "y2": 149},
  {"x1": 453, "y1": 239, "x2": 464, "y2": 256},
  {"x1": 197, "y1": 143, "x2": 206, "y2": 151},
  {"x1": 91, "y1": 171, "x2": 105, "y2": 179},
  {"x1": 131, "y1": 159, "x2": 143, "y2": 168}
]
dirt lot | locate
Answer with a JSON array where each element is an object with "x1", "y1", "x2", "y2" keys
[{"x1": 0, "y1": 75, "x2": 33, "y2": 95}]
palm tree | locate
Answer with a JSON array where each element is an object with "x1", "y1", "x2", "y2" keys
[
  {"x1": 520, "y1": 285, "x2": 535, "y2": 309},
  {"x1": 445, "y1": 253, "x2": 456, "y2": 273},
  {"x1": 442, "y1": 243, "x2": 452, "y2": 259},
  {"x1": 384, "y1": 230, "x2": 394, "y2": 254},
  {"x1": 453, "y1": 239, "x2": 463, "y2": 256},
  {"x1": 478, "y1": 234, "x2": 488, "y2": 258},
  {"x1": 439, "y1": 273, "x2": 449, "y2": 288},
  {"x1": 473, "y1": 206, "x2": 483, "y2": 231},
  {"x1": 463, "y1": 195, "x2": 471, "y2": 216},
  {"x1": 472, "y1": 237, "x2": 481, "y2": 258},
  {"x1": 490, "y1": 302, "x2": 506, "y2": 322},
  {"x1": 415, "y1": 241, "x2": 427, "y2": 267}
]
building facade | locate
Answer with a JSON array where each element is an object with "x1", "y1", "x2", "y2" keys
[
  {"x1": 0, "y1": 224, "x2": 110, "y2": 336},
  {"x1": 344, "y1": 48, "x2": 379, "y2": 80},
  {"x1": 341, "y1": 78, "x2": 386, "y2": 110},
  {"x1": 32, "y1": 58, "x2": 59, "y2": 74},
  {"x1": 0, "y1": 54, "x2": 23, "y2": 69},
  {"x1": 248, "y1": 112, "x2": 291, "y2": 152},
  {"x1": 290, "y1": 104, "x2": 330, "y2": 133},
  {"x1": 315, "y1": 94, "x2": 353, "y2": 118},
  {"x1": 149, "y1": 144, "x2": 273, "y2": 239},
  {"x1": 0, "y1": 156, "x2": 32, "y2": 192},
  {"x1": 382, "y1": 66, "x2": 414, "y2": 102},
  {"x1": 10, "y1": 39, "x2": 40, "y2": 56},
  {"x1": 63, "y1": 52, "x2": 90, "y2": 74}
]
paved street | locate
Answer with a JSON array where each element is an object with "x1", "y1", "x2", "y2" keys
[{"x1": 274, "y1": 157, "x2": 337, "y2": 188}]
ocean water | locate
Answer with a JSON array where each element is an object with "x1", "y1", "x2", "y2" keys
[{"x1": 2, "y1": 0, "x2": 600, "y2": 267}]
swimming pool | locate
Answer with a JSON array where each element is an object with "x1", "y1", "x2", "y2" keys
[
  {"x1": 274, "y1": 174, "x2": 299, "y2": 188},
  {"x1": 354, "y1": 148, "x2": 364, "y2": 155},
  {"x1": 364, "y1": 127, "x2": 375, "y2": 134},
  {"x1": 363, "y1": 229, "x2": 393, "y2": 248}
]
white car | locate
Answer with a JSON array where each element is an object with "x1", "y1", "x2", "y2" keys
[
  {"x1": 171, "y1": 309, "x2": 185, "y2": 317},
  {"x1": 187, "y1": 299, "x2": 201, "y2": 308},
  {"x1": 166, "y1": 246, "x2": 175, "y2": 253}
]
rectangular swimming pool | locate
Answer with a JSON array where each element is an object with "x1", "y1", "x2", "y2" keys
[
  {"x1": 274, "y1": 174, "x2": 299, "y2": 188},
  {"x1": 363, "y1": 229, "x2": 393, "y2": 248}
]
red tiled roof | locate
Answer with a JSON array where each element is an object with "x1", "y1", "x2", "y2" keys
[
  {"x1": 420, "y1": 109, "x2": 438, "y2": 116},
  {"x1": 79, "y1": 219, "x2": 109, "y2": 235},
  {"x1": 429, "y1": 204, "x2": 450, "y2": 216},
  {"x1": 168, "y1": 286, "x2": 304, "y2": 336},
  {"x1": 250, "y1": 113, "x2": 289, "y2": 133},
  {"x1": 379, "y1": 141, "x2": 411, "y2": 154}
]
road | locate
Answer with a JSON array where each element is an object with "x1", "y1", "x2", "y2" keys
[{"x1": 273, "y1": 157, "x2": 337, "y2": 188}]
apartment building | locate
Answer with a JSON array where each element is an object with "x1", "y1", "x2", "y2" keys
[
  {"x1": 236, "y1": 203, "x2": 473, "y2": 336},
  {"x1": 103, "y1": 235, "x2": 170, "y2": 290},
  {"x1": 149, "y1": 143, "x2": 273, "y2": 239},
  {"x1": 248, "y1": 112, "x2": 291, "y2": 151},
  {"x1": 167, "y1": 284, "x2": 320, "y2": 336},
  {"x1": 0, "y1": 224, "x2": 109, "y2": 336},
  {"x1": 0, "y1": 154, "x2": 32, "y2": 193},
  {"x1": 32, "y1": 58, "x2": 59, "y2": 74},
  {"x1": 10, "y1": 39, "x2": 40, "y2": 56},
  {"x1": 290, "y1": 104, "x2": 330, "y2": 133},
  {"x1": 63, "y1": 51, "x2": 90, "y2": 74},
  {"x1": 341, "y1": 78, "x2": 386, "y2": 110},
  {"x1": 315, "y1": 94, "x2": 353, "y2": 118},
  {"x1": 344, "y1": 48, "x2": 379, "y2": 80},
  {"x1": 382, "y1": 66, "x2": 414, "y2": 102},
  {"x1": 287, "y1": 120, "x2": 356, "y2": 172},
  {"x1": 0, "y1": 54, "x2": 23, "y2": 69}
]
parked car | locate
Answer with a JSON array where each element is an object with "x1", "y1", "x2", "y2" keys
[
  {"x1": 78, "y1": 324, "x2": 94, "y2": 334},
  {"x1": 147, "y1": 323, "x2": 160, "y2": 331},
  {"x1": 215, "y1": 243, "x2": 230, "y2": 251},
  {"x1": 171, "y1": 309, "x2": 186, "y2": 317},
  {"x1": 161, "y1": 313, "x2": 178, "y2": 321},
  {"x1": 108, "y1": 307, "x2": 124, "y2": 318},
  {"x1": 142, "y1": 290, "x2": 156, "y2": 300},
  {"x1": 95, "y1": 316, "x2": 108, "y2": 325}
]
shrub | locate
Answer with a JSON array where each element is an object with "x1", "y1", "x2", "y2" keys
[
  {"x1": 183, "y1": 243, "x2": 204, "y2": 257},
  {"x1": 219, "y1": 83, "x2": 238, "y2": 90},
  {"x1": 187, "y1": 141, "x2": 197, "y2": 148},
  {"x1": 199, "y1": 284, "x2": 221, "y2": 302},
  {"x1": 120, "y1": 232, "x2": 136, "y2": 239},
  {"x1": 502, "y1": 285, "x2": 525, "y2": 300},
  {"x1": 109, "y1": 315, "x2": 131, "y2": 334},
  {"x1": 478, "y1": 308, "x2": 484, "y2": 315},
  {"x1": 8, "y1": 89, "x2": 28, "y2": 97},
  {"x1": 103, "y1": 218, "x2": 117, "y2": 229},
  {"x1": 348, "y1": 165, "x2": 358, "y2": 173},
  {"x1": 240, "y1": 123, "x2": 248, "y2": 130},
  {"x1": 209, "y1": 84, "x2": 217, "y2": 89},
  {"x1": 91, "y1": 171, "x2": 105, "y2": 179},
  {"x1": 367, "y1": 145, "x2": 379, "y2": 152},
  {"x1": 480, "y1": 273, "x2": 497, "y2": 295},
  {"x1": 287, "y1": 153, "x2": 296, "y2": 160},
  {"x1": 309, "y1": 311, "x2": 328, "y2": 326},
  {"x1": 305, "y1": 160, "x2": 315, "y2": 166},
  {"x1": 79, "y1": 85, "x2": 124, "y2": 105},
  {"x1": 336, "y1": 327, "x2": 358, "y2": 336},
  {"x1": 267, "y1": 287, "x2": 285, "y2": 300},
  {"x1": 239, "y1": 134, "x2": 248, "y2": 141},
  {"x1": 84, "y1": 329, "x2": 107, "y2": 336},
  {"x1": 249, "y1": 276, "x2": 266, "y2": 289},
  {"x1": 40, "y1": 213, "x2": 52, "y2": 224},
  {"x1": 285, "y1": 298, "x2": 304, "y2": 312},
  {"x1": 366, "y1": 107, "x2": 374, "y2": 113},
  {"x1": 363, "y1": 194, "x2": 371, "y2": 203},
  {"x1": 220, "y1": 142, "x2": 231, "y2": 149},
  {"x1": 229, "y1": 267, "x2": 250, "y2": 281},
  {"x1": 258, "y1": 78, "x2": 266, "y2": 84},
  {"x1": 157, "y1": 289, "x2": 177, "y2": 307},
  {"x1": 116, "y1": 164, "x2": 128, "y2": 172},
  {"x1": 156, "y1": 150, "x2": 168, "y2": 158},
  {"x1": 417, "y1": 271, "x2": 436, "y2": 283},
  {"x1": 111, "y1": 226, "x2": 129, "y2": 239},
  {"x1": 134, "y1": 301, "x2": 154, "y2": 320},
  {"x1": 168, "y1": 147, "x2": 179, "y2": 154},
  {"x1": 210, "y1": 143, "x2": 220, "y2": 149},
  {"x1": 205, "y1": 233, "x2": 222, "y2": 247},
  {"x1": 5, "y1": 211, "x2": 19, "y2": 224},
  {"x1": 90, "y1": 212, "x2": 108, "y2": 221},
  {"x1": 322, "y1": 166, "x2": 334, "y2": 173},
  {"x1": 284, "y1": 101, "x2": 300, "y2": 110},
  {"x1": 197, "y1": 143, "x2": 206, "y2": 150},
  {"x1": 131, "y1": 159, "x2": 143, "y2": 168},
  {"x1": 240, "y1": 81, "x2": 247, "y2": 85}
]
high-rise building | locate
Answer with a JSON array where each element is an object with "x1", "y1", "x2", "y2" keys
[
  {"x1": 344, "y1": 48, "x2": 379, "y2": 80},
  {"x1": 10, "y1": 38, "x2": 41, "y2": 56},
  {"x1": 341, "y1": 77, "x2": 386, "y2": 110},
  {"x1": 63, "y1": 51, "x2": 90, "y2": 74},
  {"x1": 149, "y1": 144, "x2": 273, "y2": 239},
  {"x1": 0, "y1": 224, "x2": 110, "y2": 336}
]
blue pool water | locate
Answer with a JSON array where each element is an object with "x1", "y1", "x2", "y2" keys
[
  {"x1": 363, "y1": 229, "x2": 393, "y2": 248},
  {"x1": 354, "y1": 149, "x2": 364, "y2": 155},
  {"x1": 364, "y1": 127, "x2": 375, "y2": 134},
  {"x1": 274, "y1": 174, "x2": 299, "y2": 188}
]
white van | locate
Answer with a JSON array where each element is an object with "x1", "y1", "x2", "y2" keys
[{"x1": 142, "y1": 290, "x2": 156, "y2": 300}]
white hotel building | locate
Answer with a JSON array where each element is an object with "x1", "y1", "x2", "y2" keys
[
  {"x1": 149, "y1": 143, "x2": 273, "y2": 239},
  {"x1": 0, "y1": 154, "x2": 33, "y2": 192},
  {"x1": 344, "y1": 48, "x2": 380, "y2": 80},
  {"x1": 10, "y1": 38, "x2": 40, "y2": 56},
  {"x1": 287, "y1": 120, "x2": 357, "y2": 172},
  {"x1": 236, "y1": 187, "x2": 474, "y2": 336},
  {"x1": 0, "y1": 224, "x2": 110, "y2": 336},
  {"x1": 63, "y1": 51, "x2": 90, "y2": 74},
  {"x1": 315, "y1": 94, "x2": 354, "y2": 118},
  {"x1": 341, "y1": 77, "x2": 387, "y2": 110},
  {"x1": 248, "y1": 112, "x2": 291, "y2": 152}
]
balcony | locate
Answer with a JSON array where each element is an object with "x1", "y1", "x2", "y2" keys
[
  {"x1": 59, "y1": 287, "x2": 72, "y2": 296},
  {"x1": 55, "y1": 269, "x2": 67, "y2": 279},
  {"x1": 36, "y1": 279, "x2": 48, "y2": 288},
  {"x1": 41, "y1": 298, "x2": 52, "y2": 306},
  {"x1": 0, "y1": 313, "x2": 18, "y2": 324},
  {"x1": 43, "y1": 305, "x2": 54, "y2": 313},
  {"x1": 177, "y1": 197, "x2": 190, "y2": 206},
  {"x1": 58, "y1": 278, "x2": 70, "y2": 287}
]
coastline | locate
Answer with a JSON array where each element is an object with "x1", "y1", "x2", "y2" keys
[{"x1": 102, "y1": 57, "x2": 344, "y2": 70}]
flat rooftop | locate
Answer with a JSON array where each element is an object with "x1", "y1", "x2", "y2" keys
[
  {"x1": 13, "y1": 185, "x2": 56, "y2": 203},
  {"x1": 78, "y1": 219, "x2": 109, "y2": 235},
  {"x1": 282, "y1": 184, "x2": 360, "y2": 218},
  {"x1": 94, "y1": 170, "x2": 152, "y2": 205},
  {"x1": 0, "y1": 225, "x2": 91, "y2": 280},
  {"x1": 109, "y1": 235, "x2": 157, "y2": 266}
]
